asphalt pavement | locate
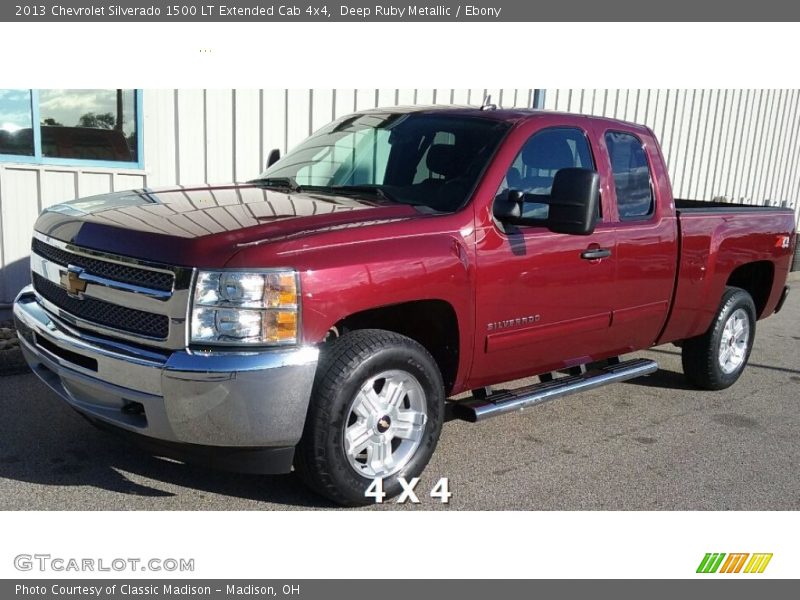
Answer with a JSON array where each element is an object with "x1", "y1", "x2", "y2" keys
[{"x1": 1, "y1": 276, "x2": 798, "y2": 510}]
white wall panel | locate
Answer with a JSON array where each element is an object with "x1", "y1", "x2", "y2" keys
[
  {"x1": 79, "y1": 172, "x2": 113, "y2": 199},
  {"x1": 414, "y1": 89, "x2": 435, "y2": 105},
  {"x1": 354, "y1": 88, "x2": 376, "y2": 111},
  {"x1": 113, "y1": 173, "x2": 146, "y2": 191},
  {"x1": 205, "y1": 89, "x2": 234, "y2": 184},
  {"x1": 780, "y1": 91, "x2": 800, "y2": 204},
  {"x1": 376, "y1": 89, "x2": 396, "y2": 108},
  {"x1": 311, "y1": 89, "x2": 335, "y2": 133},
  {"x1": 395, "y1": 89, "x2": 416, "y2": 106},
  {"x1": 286, "y1": 89, "x2": 312, "y2": 149},
  {"x1": 233, "y1": 89, "x2": 262, "y2": 181},
  {"x1": 0, "y1": 168, "x2": 39, "y2": 301},
  {"x1": 434, "y1": 89, "x2": 452, "y2": 105},
  {"x1": 262, "y1": 89, "x2": 287, "y2": 156},
  {"x1": 451, "y1": 89, "x2": 470, "y2": 105},
  {"x1": 723, "y1": 89, "x2": 747, "y2": 200},
  {"x1": 40, "y1": 171, "x2": 76, "y2": 208},
  {"x1": 334, "y1": 89, "x2": 357, "y2": 118},
  {"x1": 175, "y1": 89, "x2": 206, "y2": 185},
  {"x1": 467, "y1": 89, "x2": 485, "y2": 106},
  {"x1": 142, "y1": 89, "x2": 176, "y2": 187}
]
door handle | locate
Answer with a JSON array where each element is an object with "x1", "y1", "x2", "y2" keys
[{"x1": 581, "y1": 247, "x2": 612, "y2": 260}]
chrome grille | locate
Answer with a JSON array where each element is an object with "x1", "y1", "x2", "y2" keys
[
  {"x1": 32, "y1": 238, "x2": 174, "y2": 292},
  {"x1": 29, "y1": 232, "x2": 192, "y2": 349},
  {"x1": 33, "y1": 273, "x2": 170, "y2": 339}
]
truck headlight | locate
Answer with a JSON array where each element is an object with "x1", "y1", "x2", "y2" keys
[{"x1": 190, "y1": 270, "x2": 299, "y2": 345}]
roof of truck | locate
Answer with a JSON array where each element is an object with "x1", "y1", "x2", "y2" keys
[{"x1": 352, "y1": 104, "x2": 653, "y2": 134}]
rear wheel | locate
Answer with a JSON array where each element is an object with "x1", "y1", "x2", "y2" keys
[
  {"x1": 294, "y1": 329, "x2": 444, "y2": 506},
  {"x1": 681, "y1": 287, "x2": 756, "y2": 390}
]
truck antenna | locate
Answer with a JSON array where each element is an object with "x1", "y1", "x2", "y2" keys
[{"x1": 480, "y1": 95, "x2": 497, "y2": 111}]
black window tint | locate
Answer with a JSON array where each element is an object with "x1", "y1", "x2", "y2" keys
[
  {"x1": 496, "y1": 127, "x2": 595, "y2": 221},
  {"x1": 605, "y1": 131, "x2": 653, "y2": 220}
]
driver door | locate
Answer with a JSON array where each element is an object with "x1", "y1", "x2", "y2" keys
[{"x1": 470, "y1": 122, "x2": 619, "y2": 387}]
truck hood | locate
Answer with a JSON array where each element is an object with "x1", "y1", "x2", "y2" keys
[{"x1": 34, "y1": 183, "x2": 421, "y2": 267}]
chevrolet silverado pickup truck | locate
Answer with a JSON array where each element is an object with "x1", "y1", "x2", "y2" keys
[{"x1": 13, "y1": 106, "x2": 796, "y2": 505}]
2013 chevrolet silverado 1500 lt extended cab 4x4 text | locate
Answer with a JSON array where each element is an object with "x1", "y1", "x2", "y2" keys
[{"x1": 14, "y1": 106, "x2": 796, "y2": 505}]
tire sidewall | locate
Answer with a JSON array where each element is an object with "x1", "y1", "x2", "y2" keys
[
  {"x1": 708, "y1": 290, "x2": 757, "y2": 387},
  {"x1": 317, "y1": 340, "x2": 444, "y2": 504}
]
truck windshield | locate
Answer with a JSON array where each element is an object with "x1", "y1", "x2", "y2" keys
[{"x1": 255, "y1": 112, "x2": 510, "y2": 212}]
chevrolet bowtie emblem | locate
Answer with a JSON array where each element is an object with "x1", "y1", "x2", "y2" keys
[{"x1": 60, "y1": 267, "x2": 88, "y2": 298}]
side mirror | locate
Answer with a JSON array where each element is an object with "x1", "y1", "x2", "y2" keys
[
  {"x1": 266, "y1": 148, "x2": 281, "y2": 169},
  {"x1": 546, "y1": 168, "x2": 599, "y2": 236},
  {"x1": 493, "y1": 189, "x2": 523, "y2": 220}
]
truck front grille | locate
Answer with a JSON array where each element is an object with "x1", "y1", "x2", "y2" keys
[
  {"x1": 32, "y1": 238, "x2": 175, "y2": 292},
  {"x1": 32, "y1": 273, "x2": 170, "y2": 339},
  {"x1": 30, "y1": 232, "x2": 192, "y2": 349}
]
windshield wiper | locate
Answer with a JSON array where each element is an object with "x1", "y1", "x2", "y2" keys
[
  {"x1": 249, "y1": 177, "x2": 301, "y2": 193},
  {"x1": 328, "y1": 184, "x2": 406, "y2": 204}
]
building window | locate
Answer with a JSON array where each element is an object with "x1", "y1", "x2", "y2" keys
[{"x1": 0, "y1": 89, "x2": 142, "y2": 167}]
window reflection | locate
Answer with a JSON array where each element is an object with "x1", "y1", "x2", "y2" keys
[
  {"x1": 0, "y1": 89, "x2": 139, "y2": 162},
  {"x1": 0, "y1": 89, "x2": 34, "y2": 156},
  {"x1": 39, "y1": 89, "x2": 138, "y2": 162}
]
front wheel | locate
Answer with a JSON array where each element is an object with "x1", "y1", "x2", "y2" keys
[
  {"x1": 681, "y1": 286, "x2": 757, "y2": 390},
  {"x1": 294, "y1": 329, "x2": 445, "y2": 506}
]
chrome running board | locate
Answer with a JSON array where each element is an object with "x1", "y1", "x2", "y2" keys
[{"x1": 453, "y1": 358, "x2": 658, "y2": 422}]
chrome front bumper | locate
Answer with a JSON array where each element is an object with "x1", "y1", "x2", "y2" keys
[{"x1": 13, "y1": 286, "x2": 319, "y2": 472}]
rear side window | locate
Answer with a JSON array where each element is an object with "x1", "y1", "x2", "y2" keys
[{"x1": 605, "y1": 131, "x2": 654, "y2": 220}]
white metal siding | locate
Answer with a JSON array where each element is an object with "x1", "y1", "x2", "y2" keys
[{"x1": 0, "y1": 88, "x2": 534, "y2": 303}]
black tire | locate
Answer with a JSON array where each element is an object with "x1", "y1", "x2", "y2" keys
[
  {"x1": 294, "y1": 329, "x2": 445, "y2": 506},
  {"x1": 681, "y1": 287, "x2": 757, "y2": 390}
]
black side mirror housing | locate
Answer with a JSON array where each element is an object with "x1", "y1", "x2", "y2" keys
[
  {"x1": 493, "y1": 189, "x2": 523, "y2": 221},
  {"x1": 493, "y1": 169, "x2": 599, "y2": 235},
  {"x1": 266, "y1": 148, "x2": 281, "y2": 169},
  {"x1": 546, "y1": 168, "x2": 599, "y2": 236}
]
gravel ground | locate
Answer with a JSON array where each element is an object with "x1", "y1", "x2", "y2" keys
[
  {"x1": 0, "y1": 276, "x2": 798, "y2": 510},
  {"x1": 0, "y1": 319, "x2": 26, "y2": 375}
]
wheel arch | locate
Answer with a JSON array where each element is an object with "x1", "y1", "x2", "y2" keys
[
  {"x1": 328, "y1": 299, "x2": 461, "y2": 394},
  {"x1": 725, "y1": 260, "x2": 774, "y2": 318}
]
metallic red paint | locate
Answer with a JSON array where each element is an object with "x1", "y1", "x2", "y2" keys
[{"x1": 34, "y1": 108, "x2": 797, "y2": 396}]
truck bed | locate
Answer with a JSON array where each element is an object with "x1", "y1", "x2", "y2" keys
[
  {"x1": 658, "y1": 202, "x2": 795, "y2": 346},
  {"x1": 675, "y1": 198, "x2": 792, "y2": 213}
]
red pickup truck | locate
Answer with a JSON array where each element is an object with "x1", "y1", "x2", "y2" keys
[{"x1": 13, "y1": 106, "x2": 795, "y2": 505}]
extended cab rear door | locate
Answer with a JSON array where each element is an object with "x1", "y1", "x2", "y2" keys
[{"x1": 588, "y1": 122, "x2": 679, "y2": 352}]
